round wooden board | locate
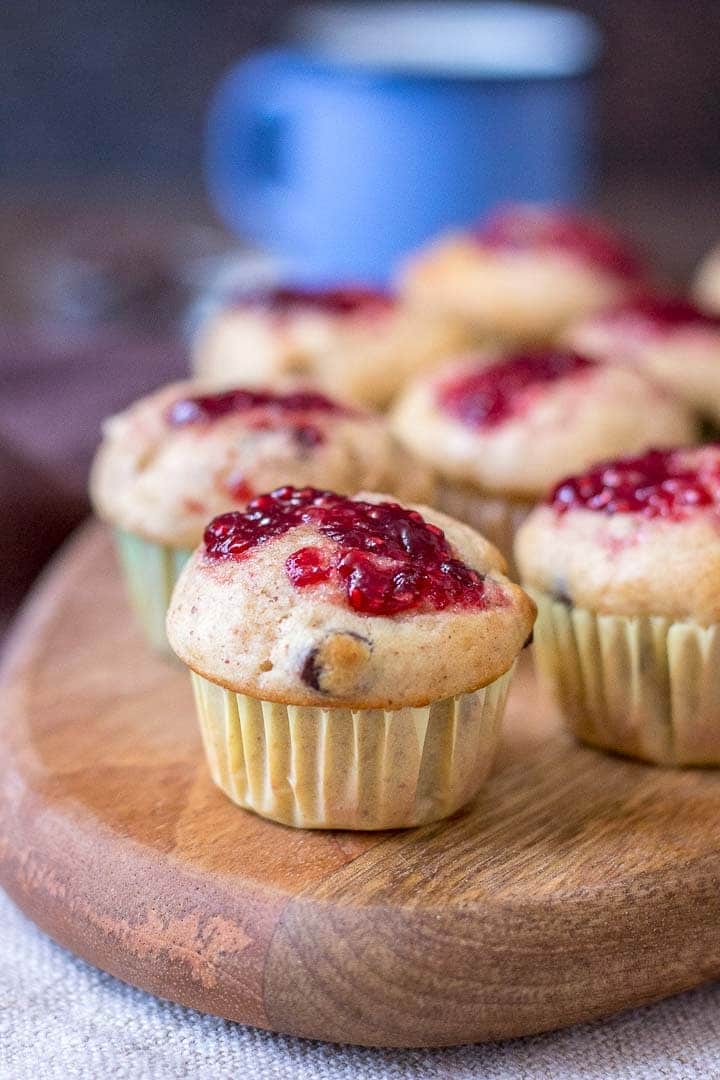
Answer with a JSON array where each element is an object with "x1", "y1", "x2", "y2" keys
[{"x1": 3, "y1": 525, "x2": 720, "y2": 1048}]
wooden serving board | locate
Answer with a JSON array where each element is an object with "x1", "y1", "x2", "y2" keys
[{"x1": 3, "y1": 525, "x2": 720, "y2": 1048}]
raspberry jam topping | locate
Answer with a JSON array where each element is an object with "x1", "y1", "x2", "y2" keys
[
  {"x1": 167, "y1": 389, "x2": 354, "y2": 452},
  {"x1": 233, "y1": 285, "x2": 394, "y2": 317},
  {"x1": 167, "y1": 388, "x2": 351, "y2": 427},
  {"x1": 550, "y1": 448, "x2": 720, "y2": 520},
  {"x1": 475, "y1": 205, "x2": 643, "y2": 280},
  {"x1": 224, "y1": 473, "x2": 254, "y2": 503},
  {"x1": 437, "y1": 351, "x2": 594, "y2": 429},
  {"x1": 204, "y1": 487, "x2": 502, "y2": 616},
  {"x1": 595, "y1": 294, "x2": 720, "y2": 333}
]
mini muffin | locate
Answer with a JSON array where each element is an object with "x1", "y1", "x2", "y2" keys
[
  {"x1": 90, "y1": 383, "x2": 433, "y2": 653},
  {"x1": 694, "y1": 244, "x2": 720, "y2": 315},
  {"x1": 391, "y1": 350, "x2": 698, "y2": 571},
  {"x1": 167, "y1": 487, "x2": 535, "y2": 829},
  {"x1": 564, "y1": 294, "x2": 720, "y2": 423},
  {"x1": 516, "y1": 445, "x2": 720, "y2": 766},
  {"x1": 398, "y1": 203, "x2": 645, "y2": 344},
  {"x1": 191, "y1": 285, "x2": 472, "y2": 409}
]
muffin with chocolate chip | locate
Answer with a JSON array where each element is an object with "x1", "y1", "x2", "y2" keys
[
  {"x1": 192, "y1": 285, "x2": 472, "y2": 409},
  {"x1": 563, "y1": 293, "x2": 720, "y2": 423},
  {"x1": 90, "y1": 382, "x2": 433, "y2": 653},
  {"x1": 398, "y1": 204, "x2": 645, "y2": 344},
  {"x1": 166, "y1": 487, "x2": 536, "y2": 829},
  {"x1": 391, "y1": 349, "x2": 697, "y2": 572},
  {"x1": 516, "y1": 445, "x2": 720, "y2": 765}
]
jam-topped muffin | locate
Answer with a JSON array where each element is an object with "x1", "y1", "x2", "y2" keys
[
  {"x1": 398, "y1": 204, "x2": 645, "y2": 344},
  {"x1": 694, "y1": 243, "x2": 720, "y2": 316},
  {"x1": 516, "y1": 445, "x2": 720, "y2": 765},
  {"x1": 90, "y1": 381, "x2": 433, "y2": 653},
  {"x1": 167, "y1": 487, "x2": 535, "y2": 828},
  {"x1": 391, "y1": 350, "x2": 696, "y2": 571},
  {"x1": 564, "y1": 293, "x2": 720, "y2": 422},
  {"x1": 191, "y1": 285, "x2": 472, "y2": 409}
]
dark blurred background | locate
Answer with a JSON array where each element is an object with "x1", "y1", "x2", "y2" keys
[
  {"x1": 2, "y1": 0, "x2": 719, "y2": 634},
  {"x1": 5, "y1": 1, "x2": 720, "y2": 233}
]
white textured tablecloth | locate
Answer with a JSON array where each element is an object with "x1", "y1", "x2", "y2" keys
[{"x1": 2, "y1": 888, "x2": 719, "y2": 1080}]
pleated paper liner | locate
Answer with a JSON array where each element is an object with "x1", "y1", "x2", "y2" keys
[
  {"x1": 191, "y1": 666, "x2": 515, "y2": 829},
  {"x1": 114, "y1": 530, "x2": 192, "y2": 655},
  {"x1": 529, "y1": 587, "x2": 720, "y2": 766},
  {"x1": 436, "y1": 481, "x2": 534, "y2": 578}
]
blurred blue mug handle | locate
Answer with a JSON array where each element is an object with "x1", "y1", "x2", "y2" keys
[{"x1": 205, "y1": 50, "x2": 297, "y2": 247}]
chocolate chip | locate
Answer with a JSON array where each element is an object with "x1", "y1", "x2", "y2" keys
[
  {"x1": 551, "y1": 577, "x2": 573, "y2": 607},
  {"x1": 301, "y1": 649, "x2": 323, "y2": 691},
  {"x1": 300, "y1": 631, "x2": 373, "y2": 696},
  {"x1": 292, "y1": 424, "x2": 324, "y2": 451}
]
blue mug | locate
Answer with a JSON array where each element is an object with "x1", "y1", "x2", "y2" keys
[{"x1": 205, "y1": 3, "x2": 601, "y2": 283}]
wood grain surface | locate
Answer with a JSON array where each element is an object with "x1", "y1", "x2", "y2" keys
[{"x1": 2, "y1": 524, "x2": 720, "y2": 1048}]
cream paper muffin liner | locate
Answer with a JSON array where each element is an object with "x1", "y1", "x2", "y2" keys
[
  {"x1": 437, "y1": 481, "x2": 534, "y2": 578},
  {"x1": 114, "y1": 530, "x2": 193, "y2": 654},
  {"x1": 190, "y1": 665, "x2": 515, "y2": 830},
  {"x1": 528, "y1": 588, "x2": 720, "y2": 766}
]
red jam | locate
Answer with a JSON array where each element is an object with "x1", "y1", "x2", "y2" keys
[
  {"x1": 166, "y1": 388, "x2": 351, "y2": 426},
  {"x1": 204, "y1": 487, "x2": 503, "y2": 616},
  {"x1": 550, "y1": 448, "x2": 720, "y2": 520},
  {"x1": 475, "y1": 205, "x2": 643, "y2": 280},
  {"x1": 232, "y1": 285, "x2": 394, "y2": 317},
  {"x1": 437, "y1": 351, "x2": 594, "y2": 429},
  {"x1": 595, "y1": 294, "x2": 720, "y2": 333},
  {"x1": 224, "y1": 473, "x2": 254, "y2": 503},
  {"x1": 167, "y1": 387, "x2": 355, "y2": 449}
]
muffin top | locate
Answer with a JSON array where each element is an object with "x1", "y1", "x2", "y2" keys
[
  {"x1": 167, "y1": 487, "x2": 536, "y2": 708},
  {"x1": 391, "y1": 350, "x2": 697, "y2": 498},
  {"x1": 694, "y1": 244, "x2": 720, "y2": 315},
  {"x1": 398, "y1": 204, "x2": 645, "y2": 340},
  {"x1": 516, "y1": 445, "x2": 720, "y2": 624},
  {"x1": 563, "y1": 294, "x2": 720, "y2": 420},
  {"x1": 565, "y1": 293, "x2": 720, "y2": 355},
  {"x1": 90, "y1": 382, "x2": 434, "y2": 547},
  {"x1": 473, "y1": 204, "x2": 642, "y2": 279},
  {"x1": 192, "y1": 283, "x2": 471, "y2": 408}
]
